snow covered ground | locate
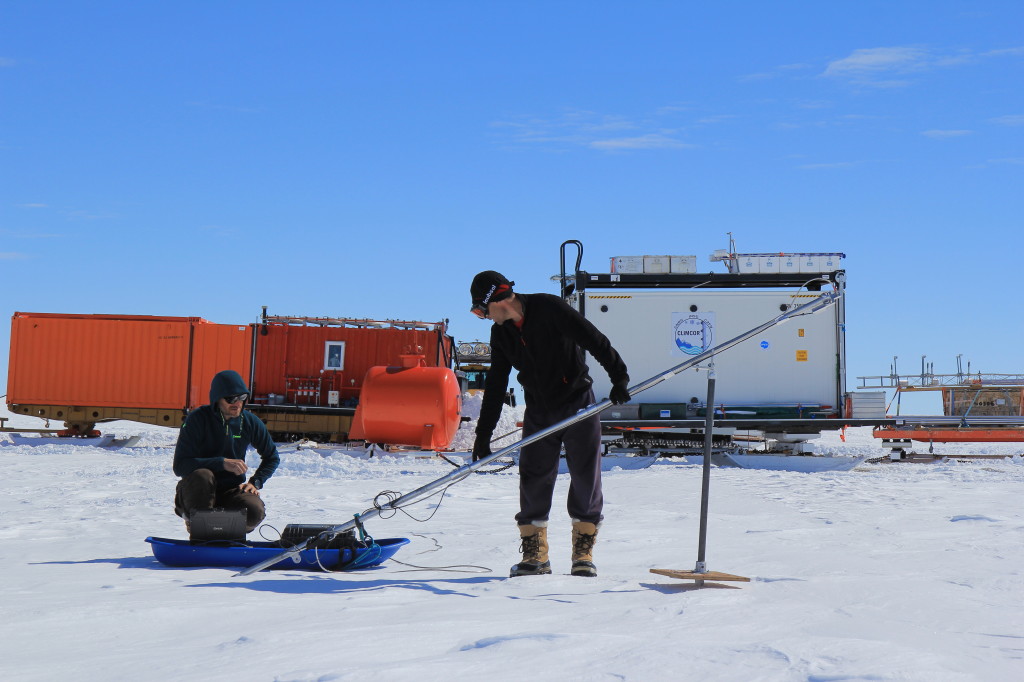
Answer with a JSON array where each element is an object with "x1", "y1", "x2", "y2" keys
[{"x1": 1, "y1": 401, "x2": 1022, "y2": 682}]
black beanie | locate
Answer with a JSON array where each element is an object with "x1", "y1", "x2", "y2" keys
[{"x1": 470, "y1": 270, "x2": 515, "y2": 305}]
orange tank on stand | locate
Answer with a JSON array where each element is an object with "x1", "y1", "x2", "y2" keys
[{"x1": 349, "y1": 355, "x2": 463, "y2": 450}]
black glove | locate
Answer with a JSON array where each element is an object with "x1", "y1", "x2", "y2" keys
[
  {"x1": 609, "y1": 380, "x2": 631, "y2": 405},
  {"x1": 472, "y1": 440, "x2": 491, "y2": 462}
]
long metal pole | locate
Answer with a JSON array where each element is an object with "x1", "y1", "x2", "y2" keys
[
  {"x1": 695, "y1": 370, "x2": 715, "y2": 573},
  {"x1": 236, "y1": 289, "x2": 840, "y2": 576}
]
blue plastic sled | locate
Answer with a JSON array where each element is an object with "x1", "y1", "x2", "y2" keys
[{"x1": 146, "y1": 536, "x2": 409, "y2": 571}]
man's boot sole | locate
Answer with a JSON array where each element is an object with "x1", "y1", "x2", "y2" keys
[
  {"x1": 571, "y1": 560, "x2": 597, "y2": 577},
  {"x1": 509, "y1": 561, "x2": 552, "y2": 577}
]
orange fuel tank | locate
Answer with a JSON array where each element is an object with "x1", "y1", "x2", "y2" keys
[{"x1": 349, "y1": 355, "x2": 462, "y2": 450}]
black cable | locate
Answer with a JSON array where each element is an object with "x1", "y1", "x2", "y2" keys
[
  {"x1": 372, "y1": 486, "x2": 451, "y2": 523},
  {"x1": 250, "y1": 460, "x2": 502, "y2": 573},
  {"x1": 386, "y1": 557, "x2": 492, "y2": 574},
  {"x1": 438, "y1": 452, "x2": 516, "y2": 473},
  {"x1": 257, "y1": 523, "x2": 282, "y2": 542},
  {"x1": 252, "y1": 495, "x2": 495, "y2": 574},
  {"x1": 385, "y1": 533, "x2": 491, "y2": 573}
]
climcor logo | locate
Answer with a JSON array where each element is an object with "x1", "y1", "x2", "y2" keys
[{"x1": 671, "y1": 313, "x2": 714, "y2": 356}]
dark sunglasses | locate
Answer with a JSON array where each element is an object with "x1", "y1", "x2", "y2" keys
[
  {"x1": 224, "y1": 394, "x2": 248, "y2": 404},
  {"x1": 470, "y1": 303, "x2": 489, "y2": 319}
]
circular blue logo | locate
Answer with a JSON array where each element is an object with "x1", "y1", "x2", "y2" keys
[{"x1": 674, "y1": 315, "x2": 713, "y2": 356}]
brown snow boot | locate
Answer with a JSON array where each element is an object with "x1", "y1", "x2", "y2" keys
[
  {"x1": 510, "y1": 522, "x2": 551, "y2": 577},
  {"x1": 571, "y1": 520, "x2": 599, "y2": 577}
]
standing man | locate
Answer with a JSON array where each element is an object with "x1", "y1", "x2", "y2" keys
[
  {"x1": 470, "y1": 270, "x2": 630, "y2": 577},
  {"x1": 173, "y1": 369, "x2": 279, "y2": 534}
]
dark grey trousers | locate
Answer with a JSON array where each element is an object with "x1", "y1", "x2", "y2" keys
[
  {"x1": 174, "y1": 468, "x2": 266, "y2": 532},
  {"x1": 516, "y1": 389, "x2": 603, "y2": 526}
]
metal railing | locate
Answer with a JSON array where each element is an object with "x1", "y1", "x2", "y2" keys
[{"x1": 857, "y1": 373, "x2": 1024, "y2": 389}]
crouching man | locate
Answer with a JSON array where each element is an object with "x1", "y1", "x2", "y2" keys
[{"x1": 173, "y1": 370, "x2": 279, "y2": 533}]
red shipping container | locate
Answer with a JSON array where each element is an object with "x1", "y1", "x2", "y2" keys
[{"x1": 251, "y1": 321, "x2": 452, "y2": 407}]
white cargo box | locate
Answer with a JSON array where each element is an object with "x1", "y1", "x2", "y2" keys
[
  {"x1": 846, "y1": 391, "x2": 886, "y2": 418},
  {"x1": 779, "y1": 254, "x2": 801, "y2": 274},
  {"x1": 610, "y1": 256, "x2": 644, "y2": 273},
  {"x1": 759, "y1": 254, "x2": 781, "y2": 273},
  {"x1": 670, "y1": 255, "x2": 697, "y2": 273},
  {"x1": 799, "y1": 254, "x2": 822, "y2": 272},
  {"x1": 735, "y1": 254, "x2": 759, "y2": 273},
  {"x1": 643, "y1": 255, "x2": 672, "y2": 274},
  {"x1": 821, "y1": 253, "x2": 843, "y2": 271}
]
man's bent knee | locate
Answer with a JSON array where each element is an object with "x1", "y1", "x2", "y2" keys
[{"x1": 174, "y1": 469, "x2": 218, "y2": 518}]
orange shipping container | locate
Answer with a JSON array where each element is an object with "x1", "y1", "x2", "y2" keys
[
  {"x1": 188, "y1": 321, "x2": 254, "y2": 408},
  {"x1": 7, "y1": 312, "x2": 251, "y2": 411}
]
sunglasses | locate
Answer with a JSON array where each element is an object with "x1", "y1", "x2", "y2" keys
[
  {"x1": 470, "y1": 303, "x2": 489, "y2": 319},
  {"x1": 224, "y1": 394, "x2": 248, "y2": 404}
]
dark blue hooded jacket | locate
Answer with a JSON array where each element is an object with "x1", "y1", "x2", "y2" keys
[{"x1": 172, "y1": 370, "x2": 279, "y2": 490}]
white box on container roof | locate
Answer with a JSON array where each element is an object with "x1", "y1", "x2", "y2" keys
[
  {"x1": 799, "y1": 254, "x2": 822, "y2": 272},
  {"x1": 610, "y1": 256, "x2": 644, "y2": 273},
  {"x1": 670, "y1": 255, "x2": 697, "y2": 273},
  {"x1": 779, "y1": 254, "x2": 801, "y2": 274},
  {"x1": 759, "y1": 254, "x2": 781, "y2": 273},
  {"x1": 822, "y1": 253, "x2": 844, "y2": 270},
  {"x1": 736, "y1": 254, "x2": 759, "y2": 273},
  {"x1": 643, "y1": 255, "x2": 672, "y2": 273}
]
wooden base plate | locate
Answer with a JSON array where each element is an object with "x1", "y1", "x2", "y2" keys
[{"x1": 650, "y1": 568, "x2": 750, "y2": 582}]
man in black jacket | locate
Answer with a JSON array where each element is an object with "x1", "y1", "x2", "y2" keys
[
  {"x1": 173, "y1": 369, "x2": 279, "y2": 534},
  {"x1": 470, "y1": 270, "x2": 630, "y2": 577}
]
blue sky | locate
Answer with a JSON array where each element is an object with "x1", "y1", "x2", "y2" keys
[{"x1": 2, "y1": 2, "x2": 1022, "y2": 414}]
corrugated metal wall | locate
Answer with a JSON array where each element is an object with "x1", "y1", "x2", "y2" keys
[
  {"x1": 7, "y1": 313, "x2": 253, "y2": 410},
  {"x1": 188, "y1": 322, "x2": 253, "y2": 408},
  {"x1": 8, "y1": 313, "x2": 194, "y2": 408},
  {"x1": 251, "y1": 324, "x2": 451, "y2": 405}
]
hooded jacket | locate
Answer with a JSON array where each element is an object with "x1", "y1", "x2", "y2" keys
[
  {"x1": 475, "y1": 292, "x2": 628, "y2": 441},
  {"x1": 172, "y1": 370, "x2": 279, "y2": 490}
]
